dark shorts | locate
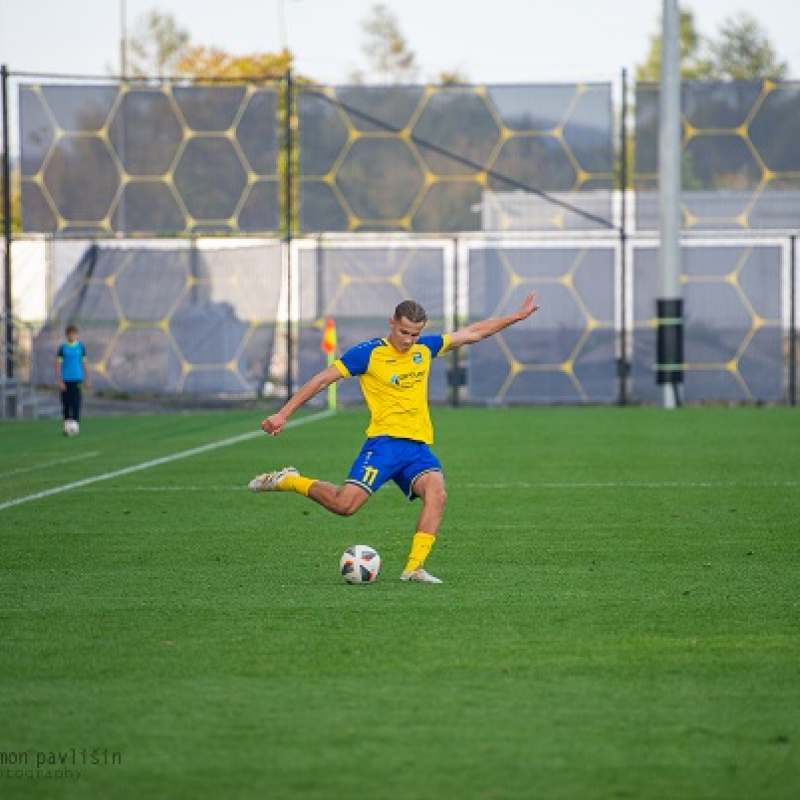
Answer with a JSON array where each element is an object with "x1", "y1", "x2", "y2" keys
[{"x1": 345, "y1": 436, "x2": 442, "y2": 500}]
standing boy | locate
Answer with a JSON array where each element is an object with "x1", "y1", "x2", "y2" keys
[
  {"x1": 249, "y1": 293, "x2": 540, "y2": 583},
  {"x1": 55, "y1": 324, "x2": 90, "y2": 435}
]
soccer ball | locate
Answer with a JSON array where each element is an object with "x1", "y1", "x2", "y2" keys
[
  {"x1": 64, "y1": 419, "x2": 80, "y2": 436},
  {"x1": 340, "y1": 544, "x2": 381, "y2": 584}
]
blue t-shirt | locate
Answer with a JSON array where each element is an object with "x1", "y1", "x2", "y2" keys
[{"x1": 57, "y1": 341, "x2": 86, "y2": 382}]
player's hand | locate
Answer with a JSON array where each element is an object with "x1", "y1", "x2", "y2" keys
[
  {"x1": 517, "y1": 291, "x2": 540, "y2": 320},
  {"x1": 262, "y1": 413, "x2": 287, "y2": 436}
]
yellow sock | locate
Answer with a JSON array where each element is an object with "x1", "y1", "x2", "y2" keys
[
  {"x1": 403, "y1": 532, "x2": 436, "y2": 574},
  {"x1": 277, "y1": 474, "x2": 316, "y2": 497}
]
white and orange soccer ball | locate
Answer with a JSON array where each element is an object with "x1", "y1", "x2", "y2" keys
[{"x1": 340, "y1": 544, "x2": 381, "y2": 584}]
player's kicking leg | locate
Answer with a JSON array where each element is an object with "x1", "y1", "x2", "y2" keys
[
  {"x1": 248, "y1": 466, "x2": 299, "y2": 492},
  {"x1": 249, "y1": 467, "x2": 370, "y2": 516}
]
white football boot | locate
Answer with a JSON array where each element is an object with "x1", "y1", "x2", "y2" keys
[
  {"x1": 248, "y1": 466, "x2": 298, "y2": 492},
  {"x1": 400, "y1": 568, "x2": 443, "y2": 584}
]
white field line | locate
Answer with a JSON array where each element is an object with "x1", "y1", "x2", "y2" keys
[
  {"x1": 0, "y1": 451, "x2": 100, "y2": 479},
  {"x1": 0, "y1": 411, "x2": 334, "y2": 513},
  {"x1": 53, "y1": 478, "x2": 800, "y2": 495}
]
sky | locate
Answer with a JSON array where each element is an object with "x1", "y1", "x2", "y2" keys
[{"x1": 1, "y1": 0, "x2": 798, "y2": 85}]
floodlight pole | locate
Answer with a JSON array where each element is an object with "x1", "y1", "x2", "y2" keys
[
  {"x1": 2, "y1": 64, "x2": 15, "y2": 418},
  {"x1": 657, "y1": 0, "x2": 684, "y2": 409}
]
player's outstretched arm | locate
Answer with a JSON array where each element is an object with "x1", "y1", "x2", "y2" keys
[
  {"x1": 448, "y1": 291, "x2": 540, "y2": 349},
  {"x1": 262, "y1": 364, "x2": 342, "y2": 436}
]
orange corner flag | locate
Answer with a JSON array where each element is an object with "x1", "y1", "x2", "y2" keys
[{"x1": 321, "y1": 318, "x2": 337, "y2": 356}]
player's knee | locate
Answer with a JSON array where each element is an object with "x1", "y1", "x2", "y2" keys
[
  {"x1": 426, "y1": 485, "x2": 447, "y2": 511},
  {"x1": 333, "y1": 493, "x2": 364, "y2": 516}
]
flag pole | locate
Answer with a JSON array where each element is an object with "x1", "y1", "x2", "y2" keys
[{"x1": 321, "y1": 317, "x2": 337, "y2": 411}]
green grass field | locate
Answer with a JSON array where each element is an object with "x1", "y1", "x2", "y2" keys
[{"x1": 0, "y1": 407, "x2": 798, "y2": 800}]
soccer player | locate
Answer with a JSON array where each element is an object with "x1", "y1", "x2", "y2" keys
[
  {"x1": 55, "y1": 324, "x2": 90, "y2": 435},
  {"x1": 249, "y1": 292, "x2": 540, "y2": 583}
]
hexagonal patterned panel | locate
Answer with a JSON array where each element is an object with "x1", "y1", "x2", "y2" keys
[
  {"x1": 297, "y1": 91, "x2": 350, "y2": 176},
  {"x1": 172, "y1": 85, "x2": 246, "y2": 132},
  {"x1": 109, "y1": 90, "x2": 184, "y2": 176},
  {"x1": 684, "y1": 135, "x2": 761, "y2": 191},
  {"x1": 749, "y1": 85, "x2": 800, "y2": 172},
  {"x1": 44, "y1": 136, "x2": 120, "y2": 223},
  {"x1": 34, "y1": 243, "x2": 283, "y2": 395},
  {"x1": 410, "y1": 181, "x2": 483, "y2": 232},
  {"x1": 336, "y1": 138, "x2": 425, "y2": 220},
  {"x1": 114, "y1": 250, "x2": 189, "y2": 321},
  {"x1": 631, "y1": 244, "x2": 784, "y2": 403},
  {"x1": 635, "y1": 80, "x2": 800, "y2": 229},
  {"x1": 467, "y1": 245, "x2": 617, "y2": 403},
  {"x1": 297, "y1": 83, "x2": 614, "y2": 233},
  {"x1": 173, "y1": 137, "x2": 248, "y2": 221},
  {"x1": 489, "y1": 136, "x2": 576, "y2": 192},
  {"x1": 20, "y1": 82, "x2": 283, "y2": 234},
  {"x1": 19, "y1": 88, "x2": 55, "y2": 176},
  {"x1": 413, "y1": 91, "x2": 500, "y2": 176},
  {"x1": 562, "y1": 88, "x2": 614, "y2": 174},
  {"x1": 104, "y1": 327, "x2": 182, "y2": 391},
  {"x1": 112, "y1": 181, "x2": 186, "y2": 233},
  {"x1": 487, "y1": 85, "x2": 577, "y2": 132},
  {"x1": 336, "y1": 86, "x2": 425, "y2": 133},
  {"x1": 43, "y1": 85, "x2": 118, "y2": 133},
  {"x1": 236, "y1": 90, "x2": 280, "y2": 175}
]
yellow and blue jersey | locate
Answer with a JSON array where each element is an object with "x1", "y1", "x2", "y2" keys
[{"x1": 334, "y1": 334, "x2": 451, "y2": 444}]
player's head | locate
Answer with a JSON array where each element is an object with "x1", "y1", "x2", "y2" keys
[
  {"x1": 65, "y1": 324, "x2": 79, "y2": 340},
  {"x1": 389, "y1": 300, "x2": 427, "y2": 353},
  {"x1": 393, "y1": 300, "x2": 427, "y2": 324}
]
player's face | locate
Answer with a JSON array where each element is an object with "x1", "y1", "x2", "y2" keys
[{"x1": 388, "y1": 316, "x2": 426, "y2": 353}]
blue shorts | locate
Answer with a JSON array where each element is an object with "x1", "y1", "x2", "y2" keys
[{"x1": 345, "y1": 436, "x2": 442, "y2": 500}]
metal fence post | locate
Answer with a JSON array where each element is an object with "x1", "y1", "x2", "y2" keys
[
  {"x1": 618, "y1": 68, "x2": 629, "y2": 406},
  {"x1": 791, "y1": 234, "x2": 797, "y2": 407},
  {"x1": 284, "y1": 68, "x2": 294, "y2": 402},
  {"x1": 2, "y1": 64, "x2": 16, "y2": 418}
]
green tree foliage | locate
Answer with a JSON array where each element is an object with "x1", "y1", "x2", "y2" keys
[
  {"x1": 355, "y1": 4, "x2": 419, "y2": 84},
  {"x1": 637, "y1": 8, "x2": 788, "y2": 82},
  {"x1": 128, "y1": 10, "x2": 191, "y2": 78},
  {"x1": 436, "y1": 69, "x2": 470, "y2": 86},
  {"x1": 0, "y1": 177, "x2": 22, "y2": 233},
  {"x1": 704, "y1": 12, "x2": 788, "y2": 80},
  {"x1": 175, "y1": 47, "x2": 292, "y2": 80},
  {"x1": 637, "y1": 9, "x2": 712, "y2": 81}
]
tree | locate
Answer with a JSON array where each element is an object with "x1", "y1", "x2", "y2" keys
[
  {"x1": 356, "y1": 4, "x2": 419, "y2": 84},
  {"x1": 703, "y1": 13, "x2": 788, "y2": 80},
  {"x1": 636, "y1": 8, "x2": 788, "y2": 82},
  {"x1": 0, "y1": 175, "x2": 22, "y2": 233},
  {"x1": 176, "y1": 47, "x2": 292, "y2": 80},
  {"x1": 636, "y1": 9, "x2": 712, "y2": 81},
  {"x1": 128, "y1": 10, "x2": 191, "y2": 78},
  {"x1": 436, "y1": 68, "x2": 470, "y2": 86}
]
